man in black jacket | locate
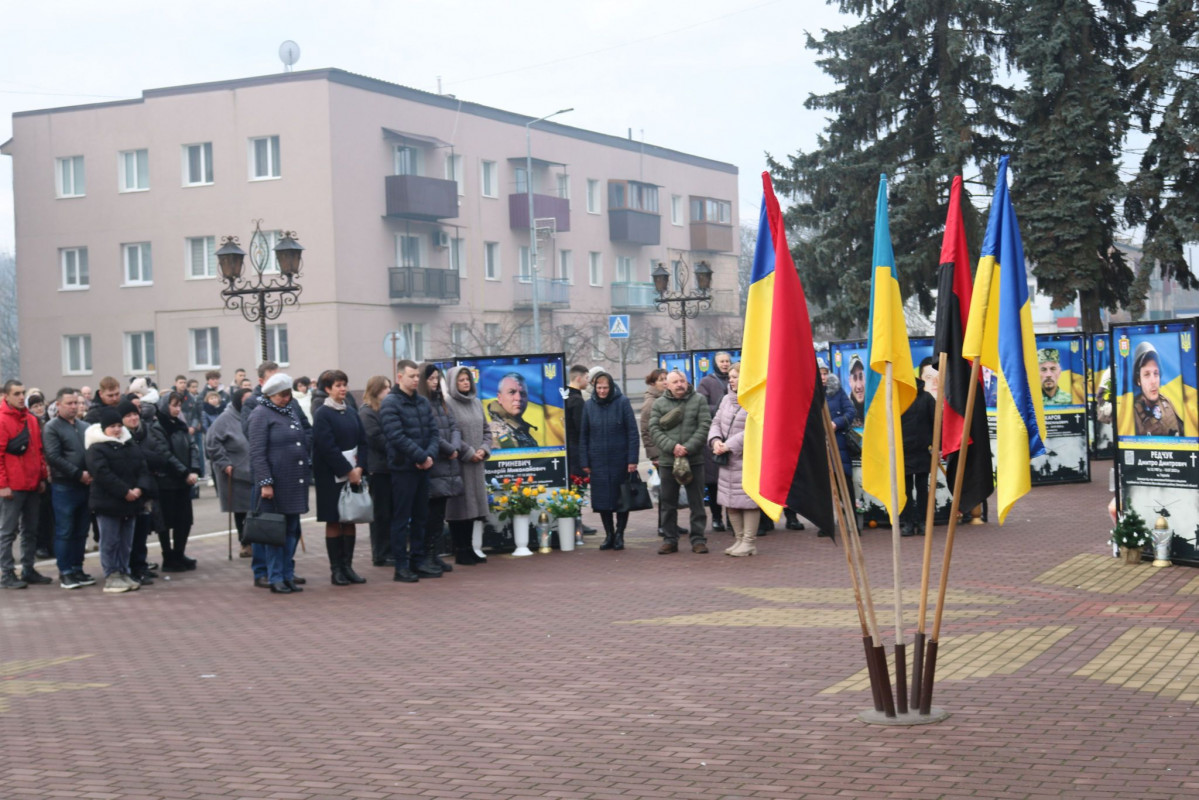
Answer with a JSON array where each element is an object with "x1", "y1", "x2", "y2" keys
[
  {"x1": 43, "y1": 388, "x2": 95, "y2": 589},
  {"x1": 379, "y1": 360, "x2": 439, "y2": 583},
  {"x1": 563, "y1": 364, "x2": 596, "y2": 535}
]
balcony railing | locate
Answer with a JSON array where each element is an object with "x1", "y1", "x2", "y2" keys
[
  {"x1": 689, "y1": 221, "x2": 734, "y2": 253},
  {"x1": 610, "y1": 281, "x2": 658, "y2": 311},
  {"x1": 513, "y1": 276, "x2": 570, "y2": 308},
  {"x1": 385, "y1": 174, "x2": 459, "y2": 220},
  {"x1": 388, "y1": 266, "x2": 460, "y2": 305},
  {"x1": 609, "y1": 208, "x2": 661, "y2": 246},
  {"x1": 508, "y1": 193, "x2": 571, "y2": 232}
]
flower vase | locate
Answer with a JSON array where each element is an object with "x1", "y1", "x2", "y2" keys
[
  {"x1": 558, "y1": 517, "x2": 576, "y2": 551},
  {"x1": 511, "y1": 514, "x2": 534, "y2": 557}
]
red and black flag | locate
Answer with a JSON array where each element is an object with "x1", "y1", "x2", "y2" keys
[{"x1": 934, "y1": 177, "x2": 993, "y2": 514}]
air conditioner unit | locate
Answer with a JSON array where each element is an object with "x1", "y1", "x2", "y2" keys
[{"x1": 432, "y1": 231, "x2": 450, "y2": 248}]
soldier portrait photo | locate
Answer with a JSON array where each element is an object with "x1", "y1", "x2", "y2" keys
[{"x1": 1037, "y1": 347, "x2": 1073, "y2": 406}]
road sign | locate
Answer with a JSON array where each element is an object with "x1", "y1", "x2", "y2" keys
[{"x1": 608, "y1": 314, "x2": 630, "y2": 339}]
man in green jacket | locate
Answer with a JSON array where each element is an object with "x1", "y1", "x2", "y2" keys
[{"x1": 649, "y1": 371, "x2": 712, "y2": 554}]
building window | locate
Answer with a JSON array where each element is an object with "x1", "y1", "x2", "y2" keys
[
  {"x1": 186, "y1": 236, "x2": 217, "y2": 279},
  {"x1": 183, "y1": 143, "x2": 214, "y2": 186},
  {"x1": 119, "y1": 149, "x2": 149, "y2": 192},
  {"x1": 671, "y1": 194, "x2": 683, "y2": 226},
  {"x1": 616, "y1": 256, "x2": 633, "y2": 283},
  {"x1": 265, "y1": 324, "x2": 289, "y2": 366},
  {"x1": 250, "y1": 135, "x2": 281, "y2": 180},
  {"x1": 558, "y1": 249, "x2": 572, "y2": 283},
  {"x1": 190, "y1": 327, "x2": 221, "y2": 369},
  {"x1": 396, "y1": 234, "x2": 422, "y2": 267},
  {"x1": 394, "y1": 145, "x2": 420, "y2": 177},
  {"x1": 125, "y1": 331, "x2": 156, "y2": 374},
  {"x1": 586, "y1": 179, "x2": 600, "y2": 214},
  {"x1": 518, "y1": 246, "x2": 531, "y2": 281},
  {"x1": 672, "y1": 260, "x2": 684, "y2": 292},
  {"x1": 56, "y1": 156, "x2": 86, "y2": 198},
  {"x1": 445, "y1": 154, "x2": 464, "y2": 195},
  {"x1": 514, "y1": 167, "x2": 529, "y2": 195},
  {"x1": 484, "y1": 323, "x2": 500, "y2": 355},
  {"x1": 450, "y1": 323, "x2": 468, "y2": 356},
  {"x1": 450, "y1": 237, "x2": 465, "y2": 274},
  {"x1": 62, "y1": 334, "x2": 92, "y2": 375},
  {"x1": 122, "y1": 242, "x2": 153, "y2": 285},
  {"x1": 393, "y1": 323, "x2": 425, "y2": 362},
  {"x1": 517, "y1": 324, "x2": 534, "y2": 354},
  {"x1": 691, "y1": 196, "x2": 732, "y2": 224},
  {"x1": 481, "y1": 160, "x2": 497, "y2": 198},
  {"x1": 60, "y1": 247, "x2": 89, "y2": 290},
  {"x1": 484, "y1": 241, "x2": 500, "y2": 280},
  {"x1": 557, "y1": 174, "x2": 571, "y2": 200},
  {"x1": 609, "y1": 180, "x2": 659, "y2": 213},
  {"x1": 257, "y1": 229, "x2": 286, "y2": 274},
  {"x1": 589, "y1": 252, "x2": 602, "y2": 287}
]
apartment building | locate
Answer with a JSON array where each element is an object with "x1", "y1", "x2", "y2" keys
[{"x1": 2, "y1": 68, "x2": 740, "y2": 389}]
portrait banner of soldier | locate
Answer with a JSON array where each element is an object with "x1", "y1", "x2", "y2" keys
[
  {"x1": 690, "y1": 349, "x2": 741, "y2": 386},
  {"x1": 1087, "y1": 331, "x2": 1116, "y2": 459},
  {"x1": 1112, "y1": 319, "x2": 1199, "y2": 566},
  {"x1": 1027, "y1": 333, "x2": 1091, "y2": 485}
]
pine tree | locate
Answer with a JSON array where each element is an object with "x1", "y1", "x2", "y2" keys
[
  {"x1": 766, "y1": 0, "x2": 1015, "y2": 335},
  {"x1": 1008, "y1": 0, "x2": 1145, "y2": 330}
]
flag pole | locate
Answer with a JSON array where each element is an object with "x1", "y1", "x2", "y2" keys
[
  {"x1": 920, "y1": 355, "x2": 981, "y2": 715},
  {"x1": 846, "y1": 460, "x2": 895, "y2": 718},
  {"x1": 884, "y1": 363, "x2": 908, "y2": 714},
  {"x1": 911, "y1": 350, "x2": 947, "y2": 708}
]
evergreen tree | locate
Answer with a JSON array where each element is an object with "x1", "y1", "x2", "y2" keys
[
  {"x1": 767, "y1": 0, "x2": 1015, "y2": 336},
  {"x1": 1008, "y1": 0, "x2": 1144, "y2": 330},
  {"x1": 1125, "y1": 0, "x2": 1199, "y2": 301}
]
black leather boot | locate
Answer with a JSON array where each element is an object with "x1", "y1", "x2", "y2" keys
[
  {"x1": 598, "y1": 514, "x2": 616, "y2": 551},
  {"x1": 341, "y1": 535, "x2": 367, "y2": 584},
  {"x1": 326, "y1": 538, "x2": 350, "y2": 586}
]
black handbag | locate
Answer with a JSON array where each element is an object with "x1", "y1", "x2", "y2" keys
[
  {"x1": 243, "y1": 493, "x2": 287, "y2": 547},
  {"x1": 618, "y1": 472, "x2": 655, "y2": 513}
]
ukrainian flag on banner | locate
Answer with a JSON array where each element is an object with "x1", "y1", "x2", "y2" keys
[
  {"x1": 962, "y1": 156, "x2": 1047, "y2": 523},
  {"x1": 862, "y1": 175, "x2": 916, "y2": 521}
]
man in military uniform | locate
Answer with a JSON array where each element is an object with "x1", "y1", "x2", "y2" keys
[
  {"x1": 487, "y1": 372, "x2": 539, "y2": 449},
  {"x1": 1038, "y1": 348, "x2": 1072, "y2": 406},
  {"x1": 1131, "y1": 341, "x2": 1181, "y2": 436}
]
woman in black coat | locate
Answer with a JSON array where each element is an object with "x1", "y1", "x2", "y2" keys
[
  {"x1": 899, "y1": 357, "x2": 938, "y2": 537},
  {"x1": 579, "y1": 371, "x2": 640, "y2": 551},
  {"x1": 417, "y1": 363, "x2": 464, "y2": 575},
  {"x1": 248, "y1": 374, "x2": 312, "y2": 594},
  {"x1": 358, "y1": 376, "x2": 393, "y2": 567},
  {"x1": 148, "y1": 391, "x2": 200, "y2": 572},
  {"x1": 84, "y1": 407, "x2": 153, "y2": 594},
  {"x1": 312, "y1": 370, "x2": 368, "y2": 586}
]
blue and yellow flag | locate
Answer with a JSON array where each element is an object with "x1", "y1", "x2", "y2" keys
[
  {"x1": 862, "y1": 175, "x2": 916, "y2": 521},
  {"x1": 962, "y1": 156, "x2": 1047, "y2": 523}
]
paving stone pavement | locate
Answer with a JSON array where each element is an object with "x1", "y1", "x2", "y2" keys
[{"x1": 4, "y1": 475, "x2": 1199, "y2": 799}]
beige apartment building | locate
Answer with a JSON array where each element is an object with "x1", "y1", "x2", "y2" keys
[{"x1": 2, "y1": 68, "x2": 740, "y2": 390}]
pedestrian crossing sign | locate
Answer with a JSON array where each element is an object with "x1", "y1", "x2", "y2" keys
[{"x1": 608, "y1": 314, "x2": 630, "y2": 339}]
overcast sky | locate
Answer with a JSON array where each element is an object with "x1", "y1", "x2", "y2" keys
[{"x1": 0, "y1": 0, "x2": 851, "y2": 254}]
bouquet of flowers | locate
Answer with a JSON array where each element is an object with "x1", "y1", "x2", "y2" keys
[
  {"x1": 490, "y1": 475, "x2": 544, "y2": 521},
  {"x1": 541, "y1": 487, "x2": 587, "y2": 519}
]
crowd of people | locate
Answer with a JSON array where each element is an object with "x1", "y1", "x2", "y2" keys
[{"x1": 0, "y1": 350, "x2": 893, "y2": 594}]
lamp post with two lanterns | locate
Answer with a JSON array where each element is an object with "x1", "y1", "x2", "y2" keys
[
  {"x1": 216, "y1": 220, "x2": 305, "y2": 363},
  {"x1": 651, "y1": 256, "x2": 713, "y2": 351}
]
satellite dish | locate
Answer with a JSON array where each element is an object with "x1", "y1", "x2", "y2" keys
[{"x1": 279, "y1": 40, "x2": 301, "y2": 72}]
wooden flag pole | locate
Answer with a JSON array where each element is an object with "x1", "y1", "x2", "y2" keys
[
  {"x1": 919, "y1": 356, "x2": 982, "y2": 716},
  {"x1": 911, "y1": 351, "x2": 948, "y2": 708},
  {"x1": 883, "y1": 362, "x2": 908, "y2": 714}
]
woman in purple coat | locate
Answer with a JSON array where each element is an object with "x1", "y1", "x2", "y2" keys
[{"x1": 707, "y1": 365, "x2": 760, "y2": 556}]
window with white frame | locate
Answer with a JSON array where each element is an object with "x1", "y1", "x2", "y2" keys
[
  {"x1": 60, "y1": 247, "x2": 89, "y2": 289},
  {"x1": 586, "y1": 179, "x2": 600, "y2": 213},
  {"x1": 396, "y1": 234, "x2": 422, "y2": 267},
  {"x1": 518, "y1": 246, "x2": 531, "y2": 281},
  {"x1": 588, "y1": 252, "x2": 602, "y2": 286},
  {"x1": 190, "y1": 327, "x2": 221, "y2": 369},
  {"x1": 616, "y1": 256, "x2": 633, "y2": 283},
  {"x1": 444, "y1": 154, "x2": 464, "y2": 195},
  {"x1": 62, "y1": 334, "x2": 92, "y2": 375},
  {"x1": 186, "y1": 236, "x2": 217, "y2": 279},
  {"x1": 394, "y1": 145, "x2": 420, "y2": 176},
  {"x1": 122, "y1": 242, "x2": 152, "y2": 285},
  {"x1": 691, "y1": 196, "x2": 732, "y2": 224},
  {"x1": 514, "y1": 167, "x2": 529, "y2": 195},
  {"x1": 557, "y1": 249, "x2": 572, "y2": 283},
  {"x1": 183, "y1": 143, "x2": 214, "y2": 186},
  {"x1": 671, "y1": 194, "x2": 683, "y2": 225},
  {"x1": 517, "y1": 324, "x2": 534, "y2": 354},
  {"x1": 484, "y1": 242, "x2": 500, "y2": 280},
  {"x1": 481, "y1": 160, "x2": 497, "y2": 198},
  {"x1": 258, "y1": 229, "x2": 285, "y2": 274},
  {"x1": 56, "y1": 156, "x2": 86, "y2": 198},
  {"x1": 119, "y1": 149, "x2": 149, "y2": 192},
  {"x1": 450, "y1": 323, "x2": 468, "y2": 356},
  {"x1": 557, "y1": 174, "x2": 571, "y2": 201},
  {"x1": 393, "y1": 323, "x2": 426, "y2": 362},
  {"x1": 250, "y1": 135, "x2": 281, "y2": 180},
  {"x1": 484, "y1": 323, "x2": 500, "y2": 355},
  {"x1": 450, "y1": 237, "x2": 465, "y2": 274},
  {"x1": 265, "y1": 324, "x2": 289, "y2": 366},
  {"x1": 125, "y1": 331, "x2": 156, "y2": 374}
]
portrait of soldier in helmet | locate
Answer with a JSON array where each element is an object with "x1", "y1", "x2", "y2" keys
[{"x1": 1131, "y1": 341, "x2": 1181, "y2": 437}]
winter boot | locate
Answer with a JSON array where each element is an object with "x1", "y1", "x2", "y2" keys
[
  {"x1": 326, "y1": 538, "x2": 350, "y2": 586},
  {"x1": 341, "y1": 534, "x2": 367, "y2": 584},
  {"x1": 471, "y1": 519, "x2": 488, "y2": 562},
  {"x1": 613, "y1": 514, "x2": 627, "y2": 551},
  {"x1": 598, "y1": 514, "x2": 616, "y2": 550},
  {"x1": 729, "y1": 526, "x2": 757, "y2": 557}
]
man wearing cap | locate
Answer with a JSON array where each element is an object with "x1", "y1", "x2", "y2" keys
[
  {"x1": 43, "y1": 387, "x2": 96, "y2": 589},
  {"x1": 847, "y1": 355, "x2": 867, "y2": 425},
  {"x1": 1038, "y1": 348, "x2": 1072, "y2": 406},
  {"x1": 1132, "y1": 341, "x2": 1181, "y2": 437}
]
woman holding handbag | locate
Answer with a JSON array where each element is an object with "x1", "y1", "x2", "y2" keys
[
  {"x1": 416, "y1": 364, "x2": 463, "y2": 575},
  {"x1": 444, "y1": 366, "x2": 492, "y2": 565},
  {"x1": 312, "y1": 370, "x2": 368, "y2": 586},
  {"x1": 707, "y1": 365, "x2": 760, "y2": 556},
  {"x1": 580, "y1": 371, "x2": 640, "y2": 551},
  {"x1": 248, "y1": 374, "x2": 312, "y2": 594}
]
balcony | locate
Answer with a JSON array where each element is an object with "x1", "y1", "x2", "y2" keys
[
  {"x1": 611, "y1": 282, "x2": 658, "y2": 311},
  {"x1": 388, "y1": 266, "x2": 460, "y2": 305},
  {"x1": 513, "y1": 276, "x2": 570, "y2": 309},
  {"x1": 508, "y1": 193, "x2": 571, "y2": 232},
  {"x1": 609, "y1": 209, "x2": 661, "y2": 246},
  {"x1": 690, "y1": 221, "x2": 734, "y2": 253},
  {"x1": 385, "y1": 175, "x2": 459, "y2": 221}
]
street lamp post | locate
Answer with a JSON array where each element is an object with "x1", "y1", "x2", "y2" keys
[
  {"x1": 216, "y1": 220, "x2": 305, "y2": 363},
  {"x1": 526, "y1": 107, "x2": 573, "y2": 353},
  {"x1": 652, "y1": 257, "x2": 713, "y2": 351}
]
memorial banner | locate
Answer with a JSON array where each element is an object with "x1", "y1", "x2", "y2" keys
[
  {"x1": 656, "y1": 351, "x2": 692, "y2": 383},
  {"x1": 1028, "y1": 333, "x2": 1091, "y2": 485},
  {"x1": 1087, "y1": 331, "x2": 1116, "y2": 459},
  {"x1": 691, "y1": 349, "x2": 741, "y2": 386}
]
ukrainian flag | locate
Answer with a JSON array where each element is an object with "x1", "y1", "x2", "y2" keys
[
  {"x1": 862, "y1": 175, "x2": 916, "y2": 521},
  {"x1": 962, "y1": 156, "x2": 1047, "y2": 523}
]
